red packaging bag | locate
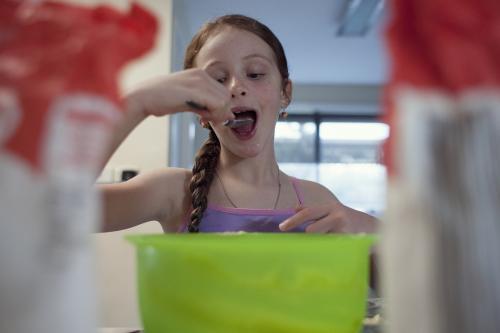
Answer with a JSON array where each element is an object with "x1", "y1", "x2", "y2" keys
[
  {"x1": 382, "y1": 0, "x2": 500, "y2": 332},
  {"x1": 0, "y1": 1, "x2": 157, "y2": 332}
]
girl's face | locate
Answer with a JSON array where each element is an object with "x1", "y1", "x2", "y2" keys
[{"x1": 195, "y1": 26, "x2": 291, "y2": 158}]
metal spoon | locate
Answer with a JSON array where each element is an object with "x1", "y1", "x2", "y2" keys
[
  {"x1": 222, "y1": 118, "x2": 254, "y2": 128},
  {"x1": 185, "y1": 100, "x2": 253, "y2": 128}
]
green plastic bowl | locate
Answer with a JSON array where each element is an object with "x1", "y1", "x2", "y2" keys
[{"x1": 127, "y1": 233, "x2": 375, "y2": 333}]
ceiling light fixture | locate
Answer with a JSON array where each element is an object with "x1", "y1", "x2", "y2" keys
[{"x1": 337, "y1": 0, "x2": 385, "y2": 37}]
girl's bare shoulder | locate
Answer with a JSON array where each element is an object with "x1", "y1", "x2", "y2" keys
[
  {"x1": 291, "y1": 177, "x2": 340, "y2": 205},
  {"x1": 121, "y1": 167, "x2": 191, "y2": 198},
  {"x1": 148, "y1": 167, "x2": 192, "y2": 187},
  {"x1": 136, "y1": 167, "x2": 193, "y2": 230},
  {"x1": 146, "y1": 167, "x2": 192, "y2": 206}
]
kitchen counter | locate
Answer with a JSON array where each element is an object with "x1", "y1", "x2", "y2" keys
[
  {"x1": 99, "y1": 325, "x2": 382, "y2": 333},
  {"x1": 99, "y1": 297, "x2": 384, "y2": 333},
  {"x1": 98, "y1": 329, "x2": 141, "y2": 333}
]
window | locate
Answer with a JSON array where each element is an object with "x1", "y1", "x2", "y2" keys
[{"x1": 275, "y1": 114, "x2": 389, "y2": 216}]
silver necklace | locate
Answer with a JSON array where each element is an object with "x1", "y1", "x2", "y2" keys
[{"x1": 215, "y1": 170, "x2": 282, "y2": 209}]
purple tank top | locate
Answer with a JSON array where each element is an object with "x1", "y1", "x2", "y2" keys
[{"x1": 179, "y1": 178, "x2": 308, "y2": 233}]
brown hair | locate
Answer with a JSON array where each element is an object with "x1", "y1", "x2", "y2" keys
[{"x1": 185, "y1": 14, "x2": 289, "y2": 232}]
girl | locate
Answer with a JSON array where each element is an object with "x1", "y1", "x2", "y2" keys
[{"x1": 100, "y1": 14, "x2": 378, "y2": 235}]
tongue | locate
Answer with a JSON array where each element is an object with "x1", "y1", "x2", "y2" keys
[
  {"x1": 233, "y1": 121, "x2": 253, "y2": 134},
  {"x1": 232, "y1": 111, "x2": 255, "y2": 136}
]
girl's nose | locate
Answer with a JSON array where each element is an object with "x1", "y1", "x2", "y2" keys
[
  {"x1": 231, "y1": 90, "x2": 246, "y2": 98},
  {"x1": 229, "y1": 77, "x2": 247, "y2": 98}
]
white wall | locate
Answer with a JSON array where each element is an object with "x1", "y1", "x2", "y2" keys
[
  {"x1": 95, "y1": 0, "x2": 172, "y2": 329},
  {"x1": 60, "y1": 0, "x2": 173, "y2": 329}
]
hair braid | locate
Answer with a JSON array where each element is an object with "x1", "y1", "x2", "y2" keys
[{"x1": 188, "y1": 129, "x2": 220, "y2": 232}]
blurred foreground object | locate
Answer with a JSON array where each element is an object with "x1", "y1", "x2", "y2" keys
[
  {"x1": 382, "y1": 0, "x2": 500, "y2": 332},
  {"x1": 0, "y1": 1, "x2": 157, "y2": 332}
]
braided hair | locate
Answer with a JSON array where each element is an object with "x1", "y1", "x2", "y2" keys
[
  {"x1": 188, "y1": 130, "x2": 220, "y2": 232},
  {"x1": 184, "y1": 15, "x2": 289, "y2": 232}
]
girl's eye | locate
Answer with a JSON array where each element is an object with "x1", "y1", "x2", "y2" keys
[
  {"x1": 248, "y1": 73, "x2": 265, "y2": 79},
  {"x1": 216, "y1": 77, "x2": 227, "y2": 83}
]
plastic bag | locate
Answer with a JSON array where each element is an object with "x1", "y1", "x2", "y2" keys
[
  {"x1": 383, "y1": 1, "x2": 500, "y2": 332},
  {"x1": 0, "y1": 1, "x2": 157, "y2": 332}
]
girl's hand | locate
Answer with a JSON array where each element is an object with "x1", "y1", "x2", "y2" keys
[
  {"x1": 279, "y1": 201, "x2": 379, "y2": 234},
  {"x1": 125, "y1": 68, "x2": 234, "y2": 123}
]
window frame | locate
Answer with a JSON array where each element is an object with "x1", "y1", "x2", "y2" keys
[{"x1": 277, "y1": 113, "x2": 385, "y2": 164}]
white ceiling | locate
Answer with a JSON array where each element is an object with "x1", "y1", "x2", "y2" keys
[{"x1": 173, "y1": 0, "x2": 388, "y2": 85}]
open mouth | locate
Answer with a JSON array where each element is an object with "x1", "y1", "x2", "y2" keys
[{"x1": 231, "y1": 109, "x2": 257, "y2": 140}]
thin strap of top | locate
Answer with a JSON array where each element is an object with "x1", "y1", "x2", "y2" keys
[{"x1": 290, "y1": 177, "x2": 304, "y2": 205}]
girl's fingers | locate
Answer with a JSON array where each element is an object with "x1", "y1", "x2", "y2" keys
[
  {"x1": 189, "y1": 93, "x2": 232, "y2": 123},
  {"x1": 184, "y1": 100, "x2": 224, "y2": 124},
  {"x1": 189, "y1": 70, "x2": 233, "y2": 122},
  {"x1": 305, "y1": 217, "x2": 334, "y2": 233},
  {"x1": 135, "y1": 68, "x2": 233, "y2": 121},
  {"x1": 279, "y1": 205, "x2": 330, "y2": 231},
  {"x1": 185, "y1": 100, "x2": 207, "y2": 111}
]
